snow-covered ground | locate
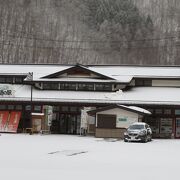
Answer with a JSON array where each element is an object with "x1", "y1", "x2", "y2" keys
[{"x1": 0, "y1": 134, "x2": 179, "y2": 180}]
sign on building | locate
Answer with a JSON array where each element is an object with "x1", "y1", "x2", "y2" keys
[
  {"x1": 80, "y1": 107, "x2": 95, "y2": 135},
  {"x1": 0, "y1": 85, "x2": 15, "y2": 97},
  {"x1": 116, "y1": 116, "x2": 138, "y2": 128},
  {"x1": 44, "y1": 105, "x2": 53, "y2": 126}
]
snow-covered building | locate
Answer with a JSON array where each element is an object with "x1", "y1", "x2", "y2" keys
[
  {"x1": 0, "y1": 63, "x2": 180, "y2": 138},
  {"x1": 88, "y1": 104, "x2": 151, "y2": 138}
]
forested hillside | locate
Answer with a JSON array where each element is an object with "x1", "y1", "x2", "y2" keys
[{"x1": 0, "y1": 0, "x2": 179, "y2": 65}]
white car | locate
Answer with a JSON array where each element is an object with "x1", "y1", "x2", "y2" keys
[{"x1": 124, "y1": 122, "x2": 152, "y2": 143}]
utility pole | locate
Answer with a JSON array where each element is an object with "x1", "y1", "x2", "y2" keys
[
  {"x1": 29, "y1": 72, "x2": 33, "y2": 132},
  {"x1": 28, "y1": 72, "x2": 33, "y2": 104}
]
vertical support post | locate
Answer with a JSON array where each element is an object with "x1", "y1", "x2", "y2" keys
[
  {"x1": 30, "y1": 72, "x2": 33, "y2": 130},
  {"x1": 31, "y1": 82, "x2": 33, "y2": 103}
]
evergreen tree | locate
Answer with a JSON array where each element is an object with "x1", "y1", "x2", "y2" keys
[{"x1": 84, "y1": 0, "x2": 154, "y2": 51}]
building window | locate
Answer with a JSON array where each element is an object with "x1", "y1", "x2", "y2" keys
[
  {"x1": 15, "y1": 105, "x2": 22, "y2": 110},
  {"x1": 43, "y1": 83, "x2": 59, "y2": 90},
  {"x1": 53, "y1": 106, "x2": 60, "y2": 112},
  {"x1": 164, "y1": 109, "x2": 172, "y2": 115},
  {"x1": 61, "y1": 106, "x2": 69, "y2": 112},
  {"x1": 78, "y1": 83, "x2": 94, "y2": 91},
  {"x1": 70, "y1": 107, "x2": 77, "y2": 112},
  {"x1": 25, "y1": 105, "x2": 31, "y2": 111},
  {"x1": 6, "y1": 77, "x2": 13, "y2": 84},
  {"x1": 8, "y1": 105, "x2": 14, "y2": 110},
  {"x1": 176, "y1": 119, "x2": 180, "y2": 127},
  {"x1": 175, "y1": 109, "x2": 180, "y2": 115},
  {"x1": 155, "y1": 109, "x2": 163, "y2": 114},
  {"x1": 0, "y1": 77, "x2": 6, "y2": 83},
  {"x1": 0, "y1": 76, "x2": 25, "y2": 84},
  {"x1": 60, "y1": 83, "x2": 76, "y2": 90},
  {"x1": 77, "y1": 107, "x2": 81, "y2": 112},
  {"x1": 95, "y1": 84, "x2": 112, "y2": 91},
  {"x1": 160, "y1": 118, "x2": 172, "y2": 134},
  {"x1": 15, "y1": 77, "x2": 24, "y2": 84},
  {"x1": 0, "y1": 77, "x2": 14, "y2": 83},
  {"x1": 34, "y1": 105, "x2": 41, "y2": 112},
  {"x1": 0, "y1": 105, "x2": 6, "y2": 110},
  {"x1": 135, "y1": 79, "x2": 152, "y2": 86}
]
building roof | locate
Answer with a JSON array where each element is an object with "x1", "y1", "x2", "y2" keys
[
  {"x1": 2, "y1": 85, "x2": 180, "y2": 106},
  {"x1": 0, "y1": 64, "x2": 180, "y2": 83},
  {"x1": 0, "y1": 64, "x2": 180, "y2": 106},
  {"x1": 33, "y1": 77, "x2": 117, "y2": 83},
  {"x1": 87, "y1": 104, "x2": 151, "y2": 116},
  {"x1": 41, "y1": 64, "x2": 115, "y2": 80}
]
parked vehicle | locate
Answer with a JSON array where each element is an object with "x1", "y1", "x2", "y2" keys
[{"x1": 124, "y1": 122, "x2": 152, "y2": 143}]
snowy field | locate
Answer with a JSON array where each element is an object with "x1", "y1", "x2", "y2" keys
[{"x1": 0, "y1": 134, "x2": 179, "y2": 180}]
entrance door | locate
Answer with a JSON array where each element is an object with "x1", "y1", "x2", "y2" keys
[
  {"x1": 59, "y1": 114, "x2": 78, "y2": 134},
  {"x1": 160, "y1": 118, "x2": 173, "y2": 134},
  {"x1": 175, "y1": 118, "x2": 180, "y2": 138},
  {"x1": 59, "y1": 114, "x2": 68, "y2": 134}
]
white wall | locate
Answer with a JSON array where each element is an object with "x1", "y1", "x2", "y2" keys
[{"x1": 96, "y1": 108, "x2": 139, "y2": 128}]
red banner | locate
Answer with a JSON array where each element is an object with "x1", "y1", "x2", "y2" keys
[
  {"x1": 7, "y1": 111, "x2": 21, "y2": 132},
  {"x1": 0, "y1": 111, "x2": 9, "y2": 132}
]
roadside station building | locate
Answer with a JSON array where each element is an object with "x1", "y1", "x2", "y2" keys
[{"x1": 0, "y1": 64, "x2": 180, "y2": 138}]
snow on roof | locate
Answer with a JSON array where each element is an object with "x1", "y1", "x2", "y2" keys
[
  {"x1": 32, "y1": 77, "x2": 117, "y2": 83},
  {"x1": 1, "y1": 84, "x2": 180, "y2": 106},
  {"x1": 0, "y1": 64, "x2": 180, "y2": 83},
  {"x1": 117, "y1": 105, "x2": 151, "y2": 115},
  {"x1": 0, "y1": 64, "x2": 71, "y2": 80},
  {"x1": 29, "y1": 87, "x2": 180, "y2": 105},
  {"x1": 89, "y1": 104, "x2": 151, "y2": 115},
  {"x1": 128, "y1": 106, "x2": 151, "y2": 114},
  {"x1": 90, "y1": 66, "x2": 180, "y2": 82}
]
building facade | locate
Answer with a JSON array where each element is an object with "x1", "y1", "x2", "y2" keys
[
  {"x1": 0, "y1": 64, "x2": 180, "y2": 138},
  {"x1": 88, "y1": 104, "x2": 151, "y2": 138}
]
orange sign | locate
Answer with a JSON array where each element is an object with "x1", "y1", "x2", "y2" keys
[
  {"x1": 0, "y1": 111, "x2": 9, "y2": 132},
  {"x1": 7, "y1": 111, "x2": 21, "y2": 132}
]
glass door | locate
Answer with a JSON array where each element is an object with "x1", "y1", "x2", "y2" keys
[
  {"x1": 59, "y1": 114, "x2": 68, "y2": 134},
  {"x1": 160, "y1": 118, "x2": 173, "y2": 134},
  {"x1": 76, "y1": 115, "x2": 81, "y2": 134},
  {"x1": 59, "y1": 114, "x2": 79, "y2": 134},
  {"x1": 67, "y1": 115, "x2": 76, "y2": 134},
  {"x1": 175, "y1": 118, "x2": 180, "y2": 138}
]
